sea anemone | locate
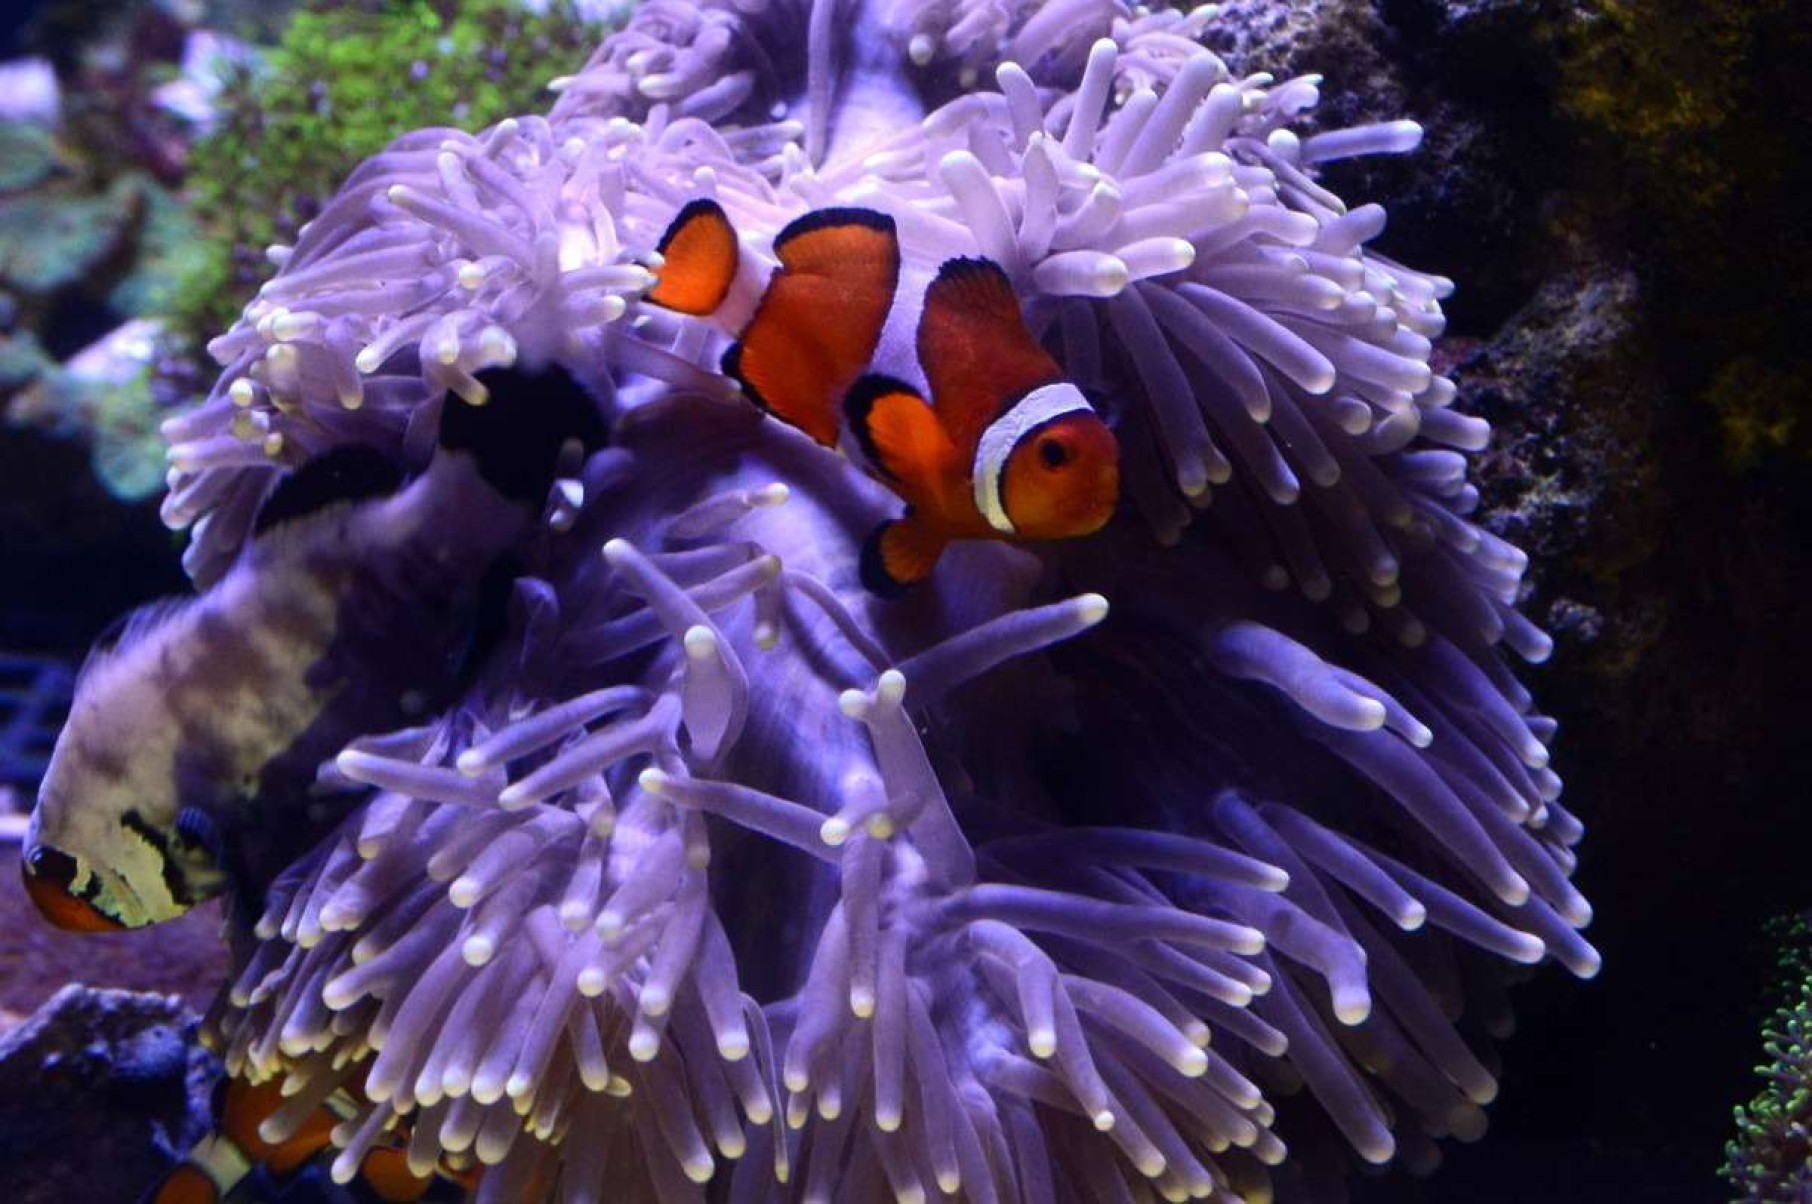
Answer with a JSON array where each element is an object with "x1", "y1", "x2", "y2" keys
[{"x1": 164, "y1": 2, "x2": 1596, "y2": 1200}]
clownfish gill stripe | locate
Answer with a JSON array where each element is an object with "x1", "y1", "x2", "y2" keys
[{"x1": 973, "y1": 383, "x2": 1095, "y2": 535}]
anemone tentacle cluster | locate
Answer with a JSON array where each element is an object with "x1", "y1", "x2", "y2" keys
[{"x1": 170, "y1": 2, "x2": 1594, "y2": 1200}]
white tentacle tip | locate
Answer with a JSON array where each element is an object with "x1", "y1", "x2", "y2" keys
[
  {"x1": 684, "y1": 625, "x2": 719, "y2": 660},
  {"x1": 877, "y1": 669, "x2": 907, "y2": 704},
  {"x1": 1075, "y1": 593, "x2": 1110, "y2": 625}
]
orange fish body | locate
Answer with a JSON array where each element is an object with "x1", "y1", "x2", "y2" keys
[
  {"x1": 647, "y1": 200, "x2": 1120, "y2": 592},
  {"x1": 145, "y1": 1075, "x2": 467, "y2": 1204}
]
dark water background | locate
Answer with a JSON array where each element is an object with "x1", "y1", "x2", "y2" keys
[{"x1": 3, "y1": 3, "x2": 1809, "y2": 1202}]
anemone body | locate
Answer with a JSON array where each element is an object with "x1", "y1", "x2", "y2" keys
[{"x1": 164, "y1": 3, "x2": 1596, "y2": 1200}]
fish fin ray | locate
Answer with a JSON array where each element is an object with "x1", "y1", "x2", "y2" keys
[{"x1": 76, "y1": 597, "x2": 193, "y2": 686}]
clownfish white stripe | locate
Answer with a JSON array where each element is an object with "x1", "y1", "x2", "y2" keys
[{"x1": 973, "y1": 382, "x2": 1095, "y2": 535}]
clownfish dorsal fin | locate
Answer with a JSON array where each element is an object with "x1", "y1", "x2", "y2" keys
[
  {"x1": 917, "y1": 256, "x2": 1065, "y2": 453},
  {"x1": 646, "y1": 198, "x2": 740, "y2": 316},
  {"x1": 252, "y1": 443, "x2": 406, "y2": 538},
  {"x1": 860, "y1": 512, "x2": 949, "y2": 595},
  {"x1": 843, "y1": 374, "x2": 954, "y2": 486},
  {"x1": 726, "y1": 207, "x2": 900, "y2": 448}
]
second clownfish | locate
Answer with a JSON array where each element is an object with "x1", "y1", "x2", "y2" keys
[{"x1": 645, "y1": 200, "x2": 1120, "y2": 594}]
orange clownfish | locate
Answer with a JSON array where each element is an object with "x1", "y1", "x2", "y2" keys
[
  {"x1": 145, "y1": 1076, "x2": 471, "y2": 1204},
  {"x1": 645, "y1": 200, "x2": 1120, "y2": 593}
]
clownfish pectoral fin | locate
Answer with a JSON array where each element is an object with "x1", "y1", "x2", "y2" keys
[
  {"x1": 729, "y1": 208, "x2": 900, "y2": 448},
  {"x1": 844, "y1": 374, "x2": 954, "y2": 486},
  {"x1": 917, "y1": 256, "x2": 1065, "y2": 452},
  {"x1": 646, "y1": 198, "x2": 740, "y2": 316},
  {"x1": 860, "y1": 512, "x2": 949, "y2": 595}
]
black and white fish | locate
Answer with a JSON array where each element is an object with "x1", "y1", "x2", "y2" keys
[{"x1": 21, "y1": 362, "x2": 604, "y2": 931}]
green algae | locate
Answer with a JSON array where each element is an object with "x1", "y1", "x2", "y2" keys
[{"x1": 168, "y1": 0, "x2": 610, "y2": 347}]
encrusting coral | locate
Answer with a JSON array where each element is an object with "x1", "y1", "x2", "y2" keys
[{"x1": 152, "y1": 1, "x2": 1596, "y2": 1199}]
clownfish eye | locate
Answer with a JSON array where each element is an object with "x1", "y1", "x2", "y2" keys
[
  {"x1": 28, "y1": 845, "x2": 79, "y2": 889},
  {"x1": 1038, "y1": 437, "x2": 1072, "y2": 469}
]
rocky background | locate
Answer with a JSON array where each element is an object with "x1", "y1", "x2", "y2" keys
[
  {"x1": 1, "y1": 1, "x2": 1808, "y2": 1201},
  {"x1": 1201, "y1": 2, "x2": 1811, "y2": 1200}
]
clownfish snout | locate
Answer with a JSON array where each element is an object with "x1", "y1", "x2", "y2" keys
[
  {"x1": 1001, "y1": 414, "x2": 1121, "y2": 540},
  {"x1": 22, "y1": 844, "x2": 125, "y2": 932}
]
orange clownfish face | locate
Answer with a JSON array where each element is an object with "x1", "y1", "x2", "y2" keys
[{"x1": 976, "y1": 386, "x2": 1120, "y2": 542}]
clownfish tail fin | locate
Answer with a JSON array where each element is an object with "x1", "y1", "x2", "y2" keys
[
  {"x1": 646, "y1": 198, "x2": 740, "y2": 317},
  {"x1": 860, "y1": 512, "x2": 947, "y2": 596}
]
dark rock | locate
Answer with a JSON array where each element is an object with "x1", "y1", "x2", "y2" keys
[{"x1": 0, "y1": 985, "x2": 218, "y2": 1204}]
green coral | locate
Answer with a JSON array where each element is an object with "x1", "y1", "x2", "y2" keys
[
  {"x1": 169, "y1": 0, "x2": 609, "y2": 346},
  {"x1": 0, "y1": 122, "x2": 58, "y2": 193},
  {"x1": 0, "y1": 175, "x2": 141, "y2": 296},
  {"x1": 1726, "y1": 915, "x2": 1812, "y2": 1201}
]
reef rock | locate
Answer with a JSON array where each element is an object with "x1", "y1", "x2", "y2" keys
[{"x1": 0, "y1": 985, "x2": 216, "y2": 1204}]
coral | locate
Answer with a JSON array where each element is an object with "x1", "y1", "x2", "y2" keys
[
  {"x1": 6, "y1": 319, "x2": 186, "y2": 500},
  {"x1": 0, "y1": 122, "x2": 58, "y2": 193},
  {"x1": 169, "y1": 0, "x2": 614, "y2": 347},
  {"x1": 1727, "y1": 916, "x2": 1812, "y2": 1201},
  {"x1": 140, "y1": 3, "x2": 1594, "y2": 1201},
  {"x1": 0, "y1": 177, "x2": 142, "y2": 297}
]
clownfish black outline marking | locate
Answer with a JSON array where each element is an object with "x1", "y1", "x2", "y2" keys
[
  {"x1": 645, "y1": 199, "x2": 1120, "y2": 594},
  {"x1": 23, "y1": 362, "x2": 606, "y2": 933}
]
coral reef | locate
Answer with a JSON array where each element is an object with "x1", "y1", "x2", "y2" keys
[
  {"x1": 130, "y1": 3, "x2": 1599, "y2": 1201},
  {"x1": 1559, "y1": 0, "x2": 1812, "y2": 470},
  {"x1": 0, "y1": 985, "x2": 218, "y2": 1204}
]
